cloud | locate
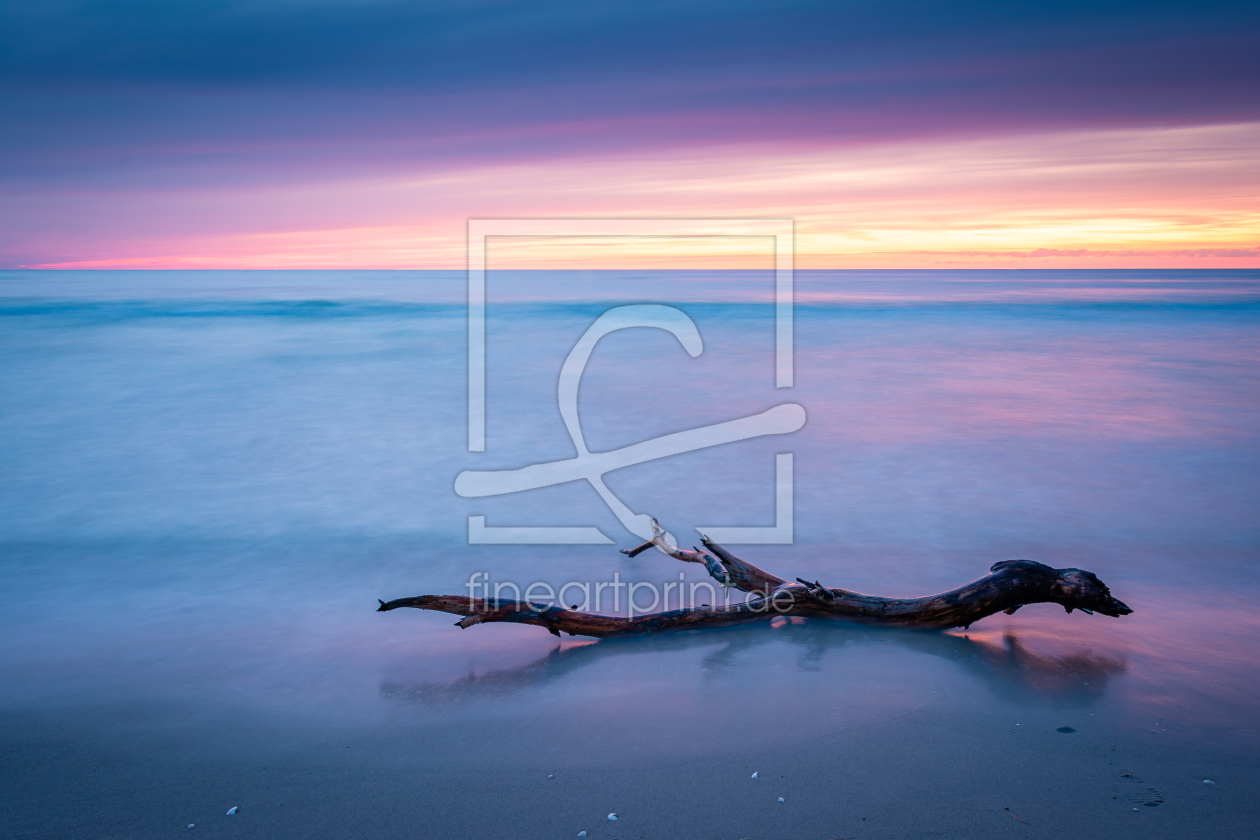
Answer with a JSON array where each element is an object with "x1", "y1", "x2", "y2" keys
[
  {"x1": 955, "y1": 248, "x2": 1260, "y2": 258},
  {"x1": 2, "y1": 1, "x2": 1258, "y2": 267},
  {"x1": 2, "y1": 0, "x2": 1258, "y2": 192},
  {"x1": 8, "y1": 121, "x2": 1259, "y2": 269}
]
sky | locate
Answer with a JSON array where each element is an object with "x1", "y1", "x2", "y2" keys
[{"x1": 1, "y1": 0, "x2": 1258, "y2": 269}]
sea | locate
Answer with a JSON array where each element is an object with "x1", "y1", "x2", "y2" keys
[{"x1": 1, "y1": 269, "x2": 1257, "y2": 838}]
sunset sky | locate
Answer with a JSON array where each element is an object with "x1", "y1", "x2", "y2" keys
[{"x1": 2, "y1": 0, "x2": 1257, "y2": 269}]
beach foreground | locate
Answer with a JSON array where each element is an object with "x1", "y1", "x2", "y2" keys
[{"x1": 3, "y1": 604, "x2": 1257, "y2": 840}]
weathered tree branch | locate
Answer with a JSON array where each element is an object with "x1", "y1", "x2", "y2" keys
[{"x1": 379, "y1": 522, "x2": 1132, "y2": 638}]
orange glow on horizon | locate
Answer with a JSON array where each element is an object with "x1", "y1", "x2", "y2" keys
[{"x1": 20, "y1": 122, "x2": 1260, "y2": 270}]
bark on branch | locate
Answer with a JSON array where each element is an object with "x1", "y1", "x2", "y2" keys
[{"x1": 378, "y1": 521, "x2": 1132, "y2": 638}]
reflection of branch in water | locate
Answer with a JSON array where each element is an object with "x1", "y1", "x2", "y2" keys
[
  {"x1": 971, "y1": 631, "x2": 1126, "y2": 701},
  {"x1": 379, "y1": 622, "x2": 1126, "y2": 706}
]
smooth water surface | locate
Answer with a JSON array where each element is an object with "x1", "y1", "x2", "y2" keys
[{"x1": 1, "y1": 270, "x2": 1258, "y2": 839}]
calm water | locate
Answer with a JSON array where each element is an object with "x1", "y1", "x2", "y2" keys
[{"x1": 1, "y1": 269, "x2": 1258, "y2": 838}]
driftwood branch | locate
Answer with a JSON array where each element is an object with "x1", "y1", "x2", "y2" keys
[{"x1": 379, "y1": 521, "x2": 1132, "y2": 638}]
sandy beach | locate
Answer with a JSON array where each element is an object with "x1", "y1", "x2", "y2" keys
[{"x1": 4, "y1": 608, "x2": 1257, "y2": 840}]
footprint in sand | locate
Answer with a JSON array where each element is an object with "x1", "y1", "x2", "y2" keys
[{"x1": 1114, "y1": 772, "x2": 1163, "y2": 808}]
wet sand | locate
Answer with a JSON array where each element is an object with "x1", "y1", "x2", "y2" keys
[{"x1": 3, "y1": 599, "x2": 1258, "y2": 840}]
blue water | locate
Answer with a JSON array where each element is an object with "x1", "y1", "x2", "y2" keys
[{"x1": 1, "y1": 269, "x2": 1258, "y2": 838}]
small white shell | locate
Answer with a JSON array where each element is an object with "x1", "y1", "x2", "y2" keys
[
  {"x1": 226, "y1": 807, "x2": 237, "y2": 816},
  {"x1": 607, "y1": 813, "x2": 617, "y2": 820},
  {"x1": 751, "y1": 772, "x2": 758, "y2": 779},
  {"x1": 1203, "y1": 779, "x2": 1215, "y2": 784},
  {"x1": 187, "y1": 825, "x2": 194, "y2": 830},
  {"x1": 777, "y1": 797, "x2": 785, "y2": 803},
  {"x1": 577, "y1": 833, "x2": 587, "y2": 838}
]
